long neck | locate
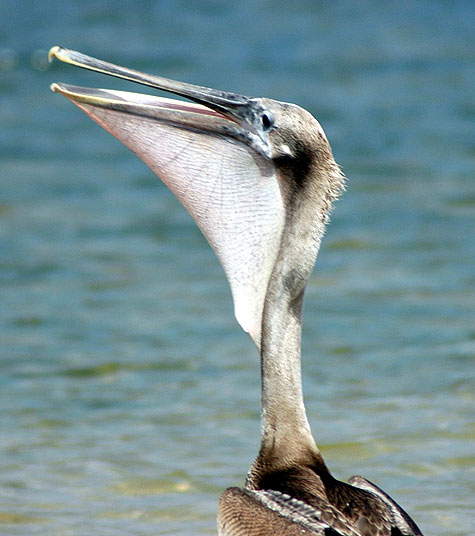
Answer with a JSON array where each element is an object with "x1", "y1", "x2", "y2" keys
[
  {"x1": 256, "y1": 205, "x2": 326, "y2": 470},
  {"x1": 260, "y1": 283, "x2": 315, "y2": 461},
  {"x1": 249, "y1": 157, "x2": 344, "y2": 479}
]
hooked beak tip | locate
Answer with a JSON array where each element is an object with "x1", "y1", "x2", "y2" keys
[{"x1": 48, "y1": 45, "x2": 62, "y2": 63}]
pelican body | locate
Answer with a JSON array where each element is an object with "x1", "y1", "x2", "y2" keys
[{"x1": 50, "y1": 47, "x2": 424, "y2": 536}]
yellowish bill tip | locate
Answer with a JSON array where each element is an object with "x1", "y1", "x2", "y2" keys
[{"x1": 48, "y1": 46, "x2": 62, "y2": 63}]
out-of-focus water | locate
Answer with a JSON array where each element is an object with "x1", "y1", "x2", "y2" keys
[{"x1": 1, "y1": 1, "x2": 474, "y2": 535}]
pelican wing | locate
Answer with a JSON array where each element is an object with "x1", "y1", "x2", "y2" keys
[
  {"x1": 218, "y1": 487, "x2": 361, "y2": 536},
  {"x1": 348, "y1": 476, "x2": 423, "y2": 536},
  {"x1": 53, "y1": 84, "x2": 285, "y2": 346}
]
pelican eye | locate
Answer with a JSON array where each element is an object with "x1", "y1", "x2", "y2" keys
[{"x1": 261, "y1": 111, "x2": 274, "y2": 131}]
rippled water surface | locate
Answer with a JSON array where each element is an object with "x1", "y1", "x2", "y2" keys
[{"x1": 1, "y1": 1, "x2": 474, "y2": 535}]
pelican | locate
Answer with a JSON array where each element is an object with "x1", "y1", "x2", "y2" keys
[{"x1": 49, "y1": 46, "x2": 424, "y2": 536}]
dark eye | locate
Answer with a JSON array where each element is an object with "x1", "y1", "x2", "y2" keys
[{"x1": 261, "y1": 111, "x2": 274, "y2": 131}]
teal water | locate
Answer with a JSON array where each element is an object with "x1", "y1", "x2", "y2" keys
[{"x1": 1, "y1": 1, "x2": 474, "y2": 535}]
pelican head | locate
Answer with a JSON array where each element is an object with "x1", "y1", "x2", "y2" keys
[{"x1": 49, "y1": 46, "x2": 344, "y2": 349}]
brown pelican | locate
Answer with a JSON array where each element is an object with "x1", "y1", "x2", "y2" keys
[{"x1": 49, "y1": 46, "x2": 424, "y2": 536}]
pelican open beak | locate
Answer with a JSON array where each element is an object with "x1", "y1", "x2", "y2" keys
[
  {"x1": 49, "y1": 46, "x2": 284, "y2": 347},
  {"x1": 49, "y1": 46, "x2": 272, "y2": 158}
]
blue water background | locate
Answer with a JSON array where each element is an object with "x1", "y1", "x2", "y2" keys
[{"x1": 1, "y1": 1, "x2": 474, "y2": 534}]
